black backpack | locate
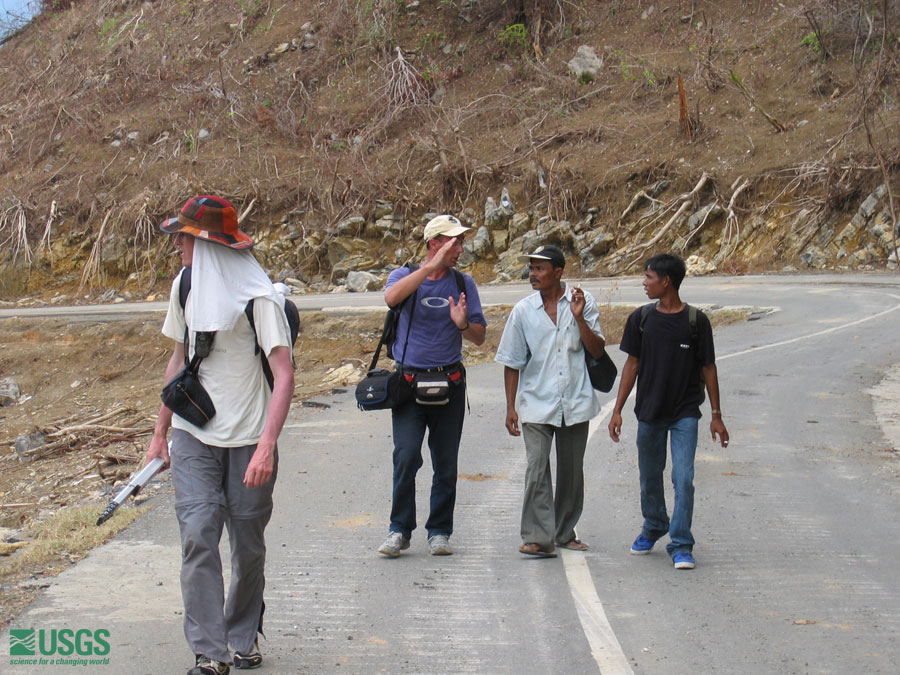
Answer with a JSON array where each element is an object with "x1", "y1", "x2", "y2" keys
[
  {"x1": 178, "y1": 267, "x2": 300, "y2": 390},
  {"x1": 382, "y1": 264, "x2": 467, "y2": 362}
]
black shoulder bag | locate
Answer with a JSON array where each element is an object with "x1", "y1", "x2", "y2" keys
[
  {"x1": 356, "y1": 288, "x2": 416, "y2": 411},
  {"x1": 584, "y1": 346, "x2": 617, "y2": 392}
]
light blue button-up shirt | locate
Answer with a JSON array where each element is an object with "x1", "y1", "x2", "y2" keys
[{"x1": 495, "y1": 284, "x2": 603, "y2": 426}]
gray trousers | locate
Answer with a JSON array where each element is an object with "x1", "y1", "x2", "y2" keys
[
  {"x1": 171, "y1": 429, "x2": 277, "y2": 663},
  {"x1": 520, "y1": 421, "x2": 589, "y2": 547}
]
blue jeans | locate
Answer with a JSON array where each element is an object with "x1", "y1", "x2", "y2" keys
[
  {"x1": 389, "y1": 379, "x2": 466, "y2": 538},
  {"x1": 636, "y1": 417, "x2": 698, "y2": 556}
]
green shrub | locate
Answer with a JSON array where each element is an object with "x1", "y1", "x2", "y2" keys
[{"x1": 497, "y1": 23, "x2": 528, "y2": 53}]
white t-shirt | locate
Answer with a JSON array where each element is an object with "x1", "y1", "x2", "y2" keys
[{"x1": 162, "y1": 270, "x2": 291, "y2": 447}]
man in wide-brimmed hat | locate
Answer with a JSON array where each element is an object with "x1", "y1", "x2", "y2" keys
[{"x1": 146, "y1": 195, "x2": 294, "y2": 675}]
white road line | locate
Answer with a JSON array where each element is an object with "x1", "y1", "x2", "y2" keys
[
  {"x1": 561, "y1": 548, "x2": 635, "y2": 674},
  {"x1": 718, "y1": 296, "x2": 900, "y2": 362},
  {"x1": 568, "y1": 295, "x2": 900, "y2": 674}
]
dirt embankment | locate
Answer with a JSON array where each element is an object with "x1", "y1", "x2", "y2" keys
[{"x1": 1, "y1": 0, "x2": 898, "y2": 303}]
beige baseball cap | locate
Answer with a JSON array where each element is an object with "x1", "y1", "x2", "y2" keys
[{"x1": 423, "y1": 214, "x2": 471, "y2": 241}]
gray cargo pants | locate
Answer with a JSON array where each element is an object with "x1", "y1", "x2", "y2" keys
[
  {"x1": 520, "y1": 421, "x2": 589, "y2": 548},
  {"x1": 171, "y1": 429, "x2": 277, "y2": 663}
]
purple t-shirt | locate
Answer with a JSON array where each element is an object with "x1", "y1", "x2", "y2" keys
[{"x1": 386, "y1": 267, "x2": 486, "y2": 368}]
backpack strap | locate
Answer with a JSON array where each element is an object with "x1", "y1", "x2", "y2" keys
[
  {"x1": 638, "y1": 302, "x2": 654, "y2": 332},
  {"x1": 638, "y1": 302, "x2": 697, "y2": 340},
  {"x1": 178, "y1": 266, "x2": 191, "y2": 311},
  {"x1": 451, "y1": 268, "x2": 466, "y2": 295},
  {"x1": 176, "y1": 266, "x2": 205, "y2": 373},
  {"x1": 370, "y1": 281, "x2": 416, "y2": 372},
  {"x1": 244, "y1": 299, "x2": 277, "y2": 391}
]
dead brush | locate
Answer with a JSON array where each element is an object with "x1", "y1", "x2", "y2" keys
[
  {"x1": 0, "y1": 197, "x2": 31, "y2": 265},
  {"x1": 128, "y1": 199, "x2": 157, "y2": 285},
  {"x1": 623, "y1": 173, "x2": 711, "y2": 267},
  {"x1": 382, "y1": 47, "x2": 431, "y2": 115},
  {"x1": 353, "y1": 47, "x2": 433, "y2": 151},
  {"x1": 79, "y1": 211, "x2": 110, "y2": 291}
]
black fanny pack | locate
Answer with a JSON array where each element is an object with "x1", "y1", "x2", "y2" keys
[{"x1": 161, "y1": 353, "x2": 216, "y2": 427}]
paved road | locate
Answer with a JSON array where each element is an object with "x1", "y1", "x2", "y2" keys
[{"x1": 3, "y1": 274, "x2": 900, "y2": 674}]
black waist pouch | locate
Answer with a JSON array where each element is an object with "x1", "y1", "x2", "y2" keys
[
  {"x1": 412, "y1": 365, "x2": 464, "y2": 406},
  {"x1": 161, "y1": 355, "x2": 216, "y2": 427}
]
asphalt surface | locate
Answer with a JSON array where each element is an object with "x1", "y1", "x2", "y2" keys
[{"x1": 3, "y1": 274, "x2": 900, "y2": 674}]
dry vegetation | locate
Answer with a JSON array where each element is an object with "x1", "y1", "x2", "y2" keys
[{"x1": 0, "y1": 0, "x2": 896, "y2": 299}]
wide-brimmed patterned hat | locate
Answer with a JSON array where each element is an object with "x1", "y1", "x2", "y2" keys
[{"x1": 160, "y1": 195, "x2": 254, "y2": 249}]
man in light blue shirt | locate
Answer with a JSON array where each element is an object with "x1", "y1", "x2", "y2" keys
[{"x1": 495, "y1": 245, "x2": 605, "y2": 557}]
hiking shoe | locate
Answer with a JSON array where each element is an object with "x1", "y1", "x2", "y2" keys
[
  {"x1": 428, "y1": 534, "x2": 453, "y2": 556},
  {"x1": 188, "y1": 655, "x2": 230, "y2": 675},
  {"x1": 630, "y1": 534, "x2": 657, "y2": 555},
  {"x1": 673, "y1": 552, "x2": 696, "y2": 569},
  {"x1": 233, "y1": 638, "x2": 262, "y2": 669},
  {"x1": 378, "y1": 531, "x2": 410, "y2": 557}
]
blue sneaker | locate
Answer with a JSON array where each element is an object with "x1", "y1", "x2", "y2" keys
[
  {"x1": 673, "y1": 552, "x2": 696, "y2": 569},
  {"x1": 630, "y1": 534, "x2": 657, "y2": 555}
]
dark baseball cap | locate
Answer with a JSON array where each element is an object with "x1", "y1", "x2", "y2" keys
[{"x1": 518, "y1": 244, "x2": 565, "y2": 268}]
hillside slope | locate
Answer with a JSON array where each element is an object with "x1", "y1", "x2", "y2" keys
[{"x1": 0, "y1": 0, "x2": 898, "y2": 301}]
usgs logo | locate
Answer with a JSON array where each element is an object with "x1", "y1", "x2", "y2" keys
[{"x1": 10, "y1": 628, "x2": 110, "y2": 656}]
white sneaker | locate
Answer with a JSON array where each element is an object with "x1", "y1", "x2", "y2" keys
[
  {"x1": 428, "y1": 534, "x2": 453, "y2": 556},
  {"x1": 377, "y1": 531, "x2": 410, "y2": 557}
]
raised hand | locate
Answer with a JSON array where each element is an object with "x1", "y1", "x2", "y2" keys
[
  {"x1": 570, "y1": 286, "x2": 586, "y2": 320},
  {"x1": 449, "y1": 291, "x2": 468, "y2": 328}
]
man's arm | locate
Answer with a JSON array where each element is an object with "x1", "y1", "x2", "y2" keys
[
  {"x1": 384, "y1": 239, "x2": 459, "y2": 307},
  {"x1": 702, "y1": 363, "x2": 729, "y2": 448},
  {"x1": 461, "y1": 321, "x2": 486, "y2": 345},
  {"x1": 145, "y1": 341, "x2": 186, "y2": 469},
  {"x1": 609, "y1": 354, "x2": 639, "y2": 442},
  {"x1": 576, "y1": 317, "x2": 605, "y2": 359},
  {"x1": 384, "y1": 264, "x2": 430, "y2": 308},
  {"x1": 244, "y1": 346, "x2": 295, "y2": 488},
  {"x1": 503, "y1": 366, "x2": 521, "y2": 437}
]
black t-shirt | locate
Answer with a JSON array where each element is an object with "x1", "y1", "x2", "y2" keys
[{"x1": 619, "y1": 303, "x2": 716, "y2": 423}]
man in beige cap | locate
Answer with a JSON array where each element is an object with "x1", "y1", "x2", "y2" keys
[{"x1": 377, "y1": 215, "x2": 487, "y2": 558}]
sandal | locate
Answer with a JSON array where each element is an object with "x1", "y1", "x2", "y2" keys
[
  {"x1": 557, "y1": 538, "x2": 589, "y2": 551},
  {"x1": 519, "y1": 543, "x2": 557, "y2": 558}
]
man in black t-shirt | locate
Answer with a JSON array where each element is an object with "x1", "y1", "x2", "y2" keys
[{"x1": 609, "y1": 253, "x2": 729, "y2": 570}]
